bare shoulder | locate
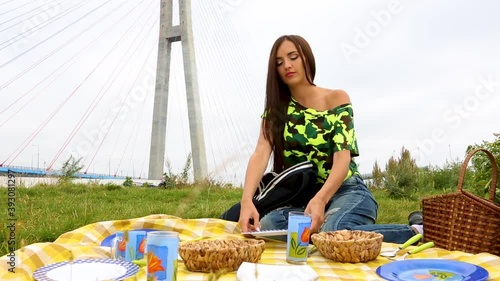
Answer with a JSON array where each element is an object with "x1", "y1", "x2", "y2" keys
[{"x1": 322, "y1": 88, "x2": 351, "y2": 108}]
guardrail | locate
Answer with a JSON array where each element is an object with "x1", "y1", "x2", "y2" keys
[{"x1": 0, "y1": 165, "x2": 126, "y2": 179}]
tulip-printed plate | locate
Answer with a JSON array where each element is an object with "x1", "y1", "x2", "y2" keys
[
  {"x1": 376, "y1": 259, "x2": 488, "y2": 281},
  {"x1": 33, "y1": 258, "x2": 139, "y2": 281}
]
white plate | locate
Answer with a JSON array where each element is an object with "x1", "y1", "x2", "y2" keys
[
  {"x1": 242, "y1": 229, "x2": 287, "y2": 237},
  {"x1": 33, "y1": 258, "x2": 139, "y2": 281}
]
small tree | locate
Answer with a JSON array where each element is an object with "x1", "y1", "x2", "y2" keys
[
  {"x1": 58, "y1": 155, "x2": 84, "y2": 184},
  {"x1": 179, "y1": 153, "x2": 192, "y2": 184},
  {"x1": 371, "y1": 161, "x2": 384, "y2": 188},
  {"x1": 160, "y1": 154, "x2": 193, "y2": 188},
  {"x1": 384, "y1": 147, "x2": 420, "y2": 198}
]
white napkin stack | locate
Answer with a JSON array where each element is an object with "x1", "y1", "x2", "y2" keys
[{"x1": 236, "y1": 262, "x2": 320, "y2": 281}]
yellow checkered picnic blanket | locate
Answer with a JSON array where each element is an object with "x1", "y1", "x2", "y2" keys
[{"x1": 1, "y1": 214, "x2": 500, "y2": 280}]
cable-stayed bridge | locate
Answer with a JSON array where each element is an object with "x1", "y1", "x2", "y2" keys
[{"x1": 0, "y1": 0, "x2": 261, "y2": 184}]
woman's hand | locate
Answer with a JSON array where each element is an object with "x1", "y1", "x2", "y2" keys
[
  {"x1": 305, "y1": 196, "x2": 327, "y2": 233},
  {"x1": 306, "y1": 150, "x2": 351, "y2": 232},
  {"x1": 239, "y1": 200, "x2": 261, "y2": 232}
]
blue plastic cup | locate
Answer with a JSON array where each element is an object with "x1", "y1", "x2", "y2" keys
[
  {"x1": 286, "y1": 211, "x2": 312, "y2": 264},
  {"x1": 146, "y1": 231, "x2": 179, "y2": 281},
  {"x1": 126, "y1": 230, "x2": 147, "y2": 261},
  {"x1": 112, "y1": 231, "x2": 125, "y2": 260},
  {"x1": 112, "y1": 230, "x2": 146, "y2": 262}
]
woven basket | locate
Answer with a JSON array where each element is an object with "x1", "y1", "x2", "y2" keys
[
  {"x1": 311, "y1": 230, "x2": 383, "y2": 263},
  {"x1": 422, "y1": 148, "x2": 500, "y2": 255},
  {"x1": 237, "y1": 239, "x2": 266, "y2": 263},
  {"x1": 178, "y1": 239, "x2": 265, "y2": 273}
]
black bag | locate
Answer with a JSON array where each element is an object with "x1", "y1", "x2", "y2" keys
[{"x1": 220, "y1": 161, "x2": 319, "y2": 222}]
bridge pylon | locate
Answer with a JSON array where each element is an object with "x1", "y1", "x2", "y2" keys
[{"x1": 149, "y1": 0, "x2": 207, "y2": 181}]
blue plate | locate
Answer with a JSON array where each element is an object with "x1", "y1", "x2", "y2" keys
[
  {"x1": 376, "y1": 259, "x2": 489, "y2": 281},
  {"x1": 33, "y1": 258, "x2": 139, "y2": 281},
  {"x1": 100, "y1": 229, "x2": 158, "y2": 247}
]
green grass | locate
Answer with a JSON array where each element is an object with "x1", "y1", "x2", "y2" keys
[{"x1": 0, "y1": 182, "x2": 450, "y2": 256}]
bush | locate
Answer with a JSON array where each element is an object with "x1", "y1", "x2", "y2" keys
[
  {"x1": 431, "y1": 160, "x2": 461, "y2": 190},
  {"x1": 123, "y1": 177, "x2": 134, "y2": 187},
  {"x1": 465, "y1": 133, "x2": 500, "y2": 203},
  {"x1": 106, "y1": 183, "x2": 122, "y2": 191},
  {"x1": 384, "y1": 147, "x2": 420, "y2": 198}
]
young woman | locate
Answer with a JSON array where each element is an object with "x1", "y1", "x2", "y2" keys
[
  {"x1": 220, "y1": 35, "x2": 423, "y2": 243},
  {"x1": 234, "y1": 34, "x2": 379, "y2": 236}
]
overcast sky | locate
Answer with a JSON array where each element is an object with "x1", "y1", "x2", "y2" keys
[{"x1": 0, "y1": 0, "x2": 499, "y2": 184}]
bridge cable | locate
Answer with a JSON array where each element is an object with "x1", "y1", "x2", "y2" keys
[
  {"x1": 0, "y1": 0, "x2": 16, "y2": 8},
  {"x1": 195, "y1": 1, "x2": 231, "y2": 180},
  {"x1": 121, "y1": 83, "x2": 151, "y2": 177},
  {"x1": 86, "y1": 17, "x2": 158, "y2": 173},
  {"x1": 107, "y1": 39, "x2": 158, "y2": 176},
  {"x1": 106, "y1": 42, "x2": 158, "y2": 176},
  {"x1": 48, "y1": 0, "x2": 157, "y2": 170},
  {"x1": 0, "y1": 0, "x2": 93, "y2": 52},
  {"x1": 2, "y1": 2, "x2": 131, "y2": 167},
  {"x1": 0, "y1": 0, "x2": 40, "y2": 17},
  {"x1": 0, "y1": 0, "x2": 93, "y2": 50},
  {"x1": 80, "y1": 22, "x2": 158, "y2": 175},
  {"x1": 0, "y1": 0, "x2": 125, "y2": 115},
  {"x1": 0, "y1": 0, "x2": 60, "y2": 29},
  {"x1": 0, "y1": 0, "x2": 111, "y2": 68},
  {"x1": 207, "y1": 1, "x2": 256, "y2": 177}
]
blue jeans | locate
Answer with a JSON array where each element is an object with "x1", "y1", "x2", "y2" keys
[{"x1": 260, "y1": 174, "x2": 379, "y2": 241}]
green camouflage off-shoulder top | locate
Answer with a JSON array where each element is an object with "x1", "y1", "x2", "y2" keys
[{"x1": 283, "y1": 97, "x2": 360, "y2": 184}]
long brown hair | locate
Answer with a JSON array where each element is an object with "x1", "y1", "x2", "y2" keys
[{"x1": 263, "y1": 35, "x2": 316, "y2": 172}]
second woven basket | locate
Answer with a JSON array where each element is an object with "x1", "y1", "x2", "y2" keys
[
  {"x1": 178, "y1": 238, "x2": 265, "y2": 273},
  {"x1": 311, "y1": 230, "x2": 383, "y2": 263}
]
